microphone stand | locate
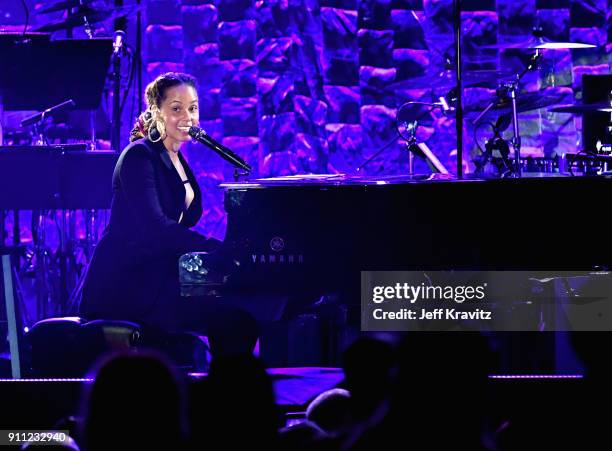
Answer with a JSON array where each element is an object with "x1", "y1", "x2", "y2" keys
[
  {"x1": 358, "y1": 99, "x2": 453, "y2": 174},
  {"x1": 453, "y1": 0, "x2": 463, "y2": 178},
  {"x1": 356, "y1": 137, "x2": 398, "y2": 172},
  {"x1": 111, "y1": 31, "x2": 126, "y2": 152}
]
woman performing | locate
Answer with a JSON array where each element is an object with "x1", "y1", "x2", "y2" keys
[{"x1": 79, "y1": 72, "x2": 257, "y2": 356}]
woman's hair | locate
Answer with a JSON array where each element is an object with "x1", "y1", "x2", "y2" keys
[{"x1": 129, "y1": 72, "x2": 197, "y2": 142}]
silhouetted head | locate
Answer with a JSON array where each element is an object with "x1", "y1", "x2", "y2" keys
[
  {"x1": 341, "y1": 336, "x2": 396, "y2": 420},
  {"x1": 82, "y1": 351, "x2": 185, "y2": 451},
  {"x1": 306, "y1": 388, "x2": 352, "y2": 433}
]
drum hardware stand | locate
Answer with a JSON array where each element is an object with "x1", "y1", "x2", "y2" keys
[
  {"x1": 32, "y1": 121, "x2": 49, "y2": 147},
  {"x1": 233, "y1": 169, "x2": 251, "y2": 182},
  {"x1": 58, "y1": 210, "x2": 80, "y2": 315},
  {"x1": 472, "y1": 51, "x2": 542, "y2": 178},
  {"x1": 84, "y1": 209, "x2": 100, "y2": 261},
  {"x1": 474, "y1": 116, "x2": 513, "y2": 178},
  {"x1": 31, "y1": 210, "x2": 54, "y2": 319},
  {"x1": 65, "y1": 209, "x2": 108, "y2": 316},
  {"x1": 88, "y1": 111, "x2": 97, "y2": 151}
]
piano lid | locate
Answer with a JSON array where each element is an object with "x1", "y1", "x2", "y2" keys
[{"x1": 220, "y1": 173, "x2": 457, "y2": 189}]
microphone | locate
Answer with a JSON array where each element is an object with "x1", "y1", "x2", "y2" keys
[
  {"x1": 20, "y1": 99, "x2": 76, "y2": 128},
  {"x1": 188, "y1": 126, "x2": 252, "y2": 173},
  {"x1": 113, "y1": 30, "x2": 126, "y2": 55}
]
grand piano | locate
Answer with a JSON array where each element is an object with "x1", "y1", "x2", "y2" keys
[{"x1": 179, "y1": 173, "x2": 612, "y2": 322}]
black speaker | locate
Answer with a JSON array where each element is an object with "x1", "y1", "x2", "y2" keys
[{"x1": 582, "y1": 74, "x2": 612, "y2": 153}]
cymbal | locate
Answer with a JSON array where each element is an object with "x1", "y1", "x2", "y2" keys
[
  {"x1": 549, "y1": 103, "x2": 612, "y2": 114},
  {"x1": 389, "y1": 70, "x2": 513, "y2": 91},
  {"x1": 35, "y1": 5, "x2": 141, "y2": 32},
  {"x1": 36, "y1": 0, "x2": 98, "y2": 15},
  {"x1": 483, "y1": 37, "x2": 596, "y2": 50},
  {"x1": 466, "y1": 91, "x2": 567, "y2": 120},
  {"x1": 0, "y1": 31, "x2": 50, "y2": 41}
]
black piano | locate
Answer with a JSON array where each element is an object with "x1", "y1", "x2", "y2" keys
[{"x1": 180, "y1": 174, "x2": 612, "y2": 322}]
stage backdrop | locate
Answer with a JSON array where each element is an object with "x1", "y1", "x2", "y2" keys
[
  {"x1": 1, "y1": 0, "x2": 610, "y2": 240},
  {"x1": 141, "y1": 0, "x2": 609, "y2": 239}
]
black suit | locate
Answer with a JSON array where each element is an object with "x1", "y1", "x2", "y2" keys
[{"x1": 80, "y1": 138, "x2": 215, "y2": 324}]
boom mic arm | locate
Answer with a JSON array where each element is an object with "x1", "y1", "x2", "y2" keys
[
  {"x1": 20, "y1": 99, "x2": 76, "y2": 128},
  {"x1": 188, "y1": 126, "x2": 252, "y2": 173}
]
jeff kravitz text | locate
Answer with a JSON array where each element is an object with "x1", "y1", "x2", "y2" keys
[{"x1": 369, "y1": 282, "x2": 493, "y2": 323}]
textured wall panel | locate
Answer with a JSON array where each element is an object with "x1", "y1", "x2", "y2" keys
[
  {"x1": 259, "y1": 75, "x2": 296, "y2": 115},
  {"x1": 146, "y1": 62, "x2": 186, "y2": 79},
  {"x1": 198, "y1": 89, "x2": 222, "y2": 120},
  {"x1": 321, "y1": 8, "x2": 359, "y2": 53},
  {"x1": 182, "y1": 4, "x2": 219, "y2": 46},
  {"x1": 326, "y1": 123, "x2": 364, "y2": 172},
  {"x1": 257, "y1": 37, "x2": 297, "y2": 75},
  {"x1": 537, "y1": 8, "x2": 571, "y2": 41},
  {"x1": 218, "y1": 20, "x2": 257, "y2": 60},
  {"x1": 146, "y1": 25, "x2": 184, "y2": 63},
  {"x1": 498, "y1": 0, "x2": 536, "y2": 36},
  {"x1": 570, "y1": 0, "x2": 606, "y2": 28},
  {"x1": 358, "y1": 29, "x2": 395, "y2": 67},
  {"x1": 360, "y1": 66, "x2": 397, "y2": 106},
  {"x1": 392, "y1": 48, "x2": 429, "y2": 80},
  {"x1": 147, "y1": 0, "x2": 183, "y2": 25},
  {"x1": 295, "y1": 95, "x2": 329, "y2": 137},
  {"x1": 218, "y1": 0, "x2": 257, "y2": 22},
  {"x1": 260, "y1": 113, "x2": 297, "y2": 155},
  {"x1": 221, "y1": 96, "x2": 259, "y2": 137},
  {"x1": 221, "y1": 59, "x2": 257, "y2": 97},
  {"x1": 360, "y1": 104, "x2": 398, "y2": 149},
  {"x1": 391, "y1": 9, "x2": 428, "y2": 50},
  {"x1": 184, "y1": 46, "x2": 224, "y2": 86},
  {"x1": 324, "y1": 86, "x2": 361, "y2": 123},
  {"x1": 359, "y1": 0, "x2": 393, "y2": 30}
]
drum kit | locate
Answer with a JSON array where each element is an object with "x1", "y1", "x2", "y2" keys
[
  {"x1": 33, "y1": 0, "x2": 141, "y2": 36},
  {"x1": 391, "y1": 29, "x2": 609, "y2": 178}
]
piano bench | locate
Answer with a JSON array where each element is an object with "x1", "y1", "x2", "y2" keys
[
  {"x1": 24, "y1": 317, "x2": 210, "y2": 377},
  {"x1": 24, "y1": 316, "x2": 91, "y2": 378},
  {"x1": 79, "y1": 319, "x2": 144, "y2": 371},
  {"x1": 80, "y1": 321, "x2": 210, "y2": 373}
]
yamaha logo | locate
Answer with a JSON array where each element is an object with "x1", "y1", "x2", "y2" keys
[
  {"x1": 251, "y1": 237, "x2": 303, "y2": 264},
  {"x1": 270, "y1": 237, "x2": 284, "y2": 252}
]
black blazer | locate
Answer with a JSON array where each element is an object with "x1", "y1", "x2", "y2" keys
[{"x1": 80, "y1": 138, "x2": 213, "y2": 321}]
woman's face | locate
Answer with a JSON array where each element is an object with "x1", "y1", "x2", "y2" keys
[{"x1": 159, "y1": 84, "x2": 199, "y2": 149}]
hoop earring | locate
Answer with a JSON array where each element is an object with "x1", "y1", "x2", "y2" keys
[
  {"x1": 148, "y1": 124, "x2": 162, "y2": 142},
  {"x1": 156, "y1": 119, "x2": 166, "y2": 139}
]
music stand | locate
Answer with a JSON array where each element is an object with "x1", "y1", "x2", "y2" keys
[{"x1": 0, "y1": 37, "x2": 112, "y2": 111}]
